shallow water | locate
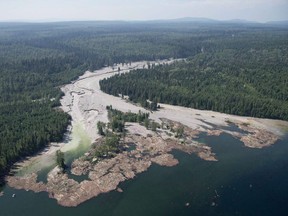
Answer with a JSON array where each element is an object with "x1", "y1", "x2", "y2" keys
[
  {"x1": 1, "y1": 131, "x2": 287, "y2": 216},
  {"x1": 62, "y1": 123, "x2": 92, "y2": 162}
]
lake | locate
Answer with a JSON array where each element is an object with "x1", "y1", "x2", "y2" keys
[{"x1": 1, "y1": 132, "x2": 287, "y2": 216}]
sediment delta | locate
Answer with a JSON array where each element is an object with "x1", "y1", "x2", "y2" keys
[
  {"x1": 6, "y1": 59, "x2": 288, "y2": 207},
  {"x1": 7, "y1": 123, "x2": 217, "y2": 207},
  {"x1": 6, "y1": 118, "x2": 282, "y2": 207}
]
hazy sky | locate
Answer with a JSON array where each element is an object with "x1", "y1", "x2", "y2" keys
[{"x1": 0, "y1": 0, "x2": 287, "y2": 22}]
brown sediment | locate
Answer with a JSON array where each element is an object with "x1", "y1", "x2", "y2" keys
[
  {"x1": 71, "y1": 159, "x2": 92, "y2": 176},
  {"x1": 222, "y1": 121, "x2": 280, "y2": 149},
  {"x1": 151, "y1": 154, "x2": 179, "y2": 167},
  {"x1": 163, "y1": 117, "x2": 280, "y2": 149},
  {"x1": 6, "y1": 173, "x2": 46, "y2": 193},
  {"x1": 6, "y1": 122, "x2": 216, "y2": 207},
  {"x1": 6, "y1": 58, "x2": 286, "y2": 207},
  {"x1": 171, "y1": 143, "x2": 217, "y2": 161},
  {"x1": 47, "y1": 167, "x2": 104, "y2": 207},
  {"x1": 207, "y1": 129, "x2": 223, "y2": 136},
  {"x1": 160, "y1": 118, "x2": 201, "y2": 139},
  {"x1": 6, "y1": 117, "x2": 282, "y2": 207},
  {"x1": 237, "y1": 123, "x2": 279, "y2": 148}
]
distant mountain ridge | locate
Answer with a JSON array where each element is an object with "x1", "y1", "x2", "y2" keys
[
  {"x1": 266, "y1": 20, "x2": 288, "y2": 25},
  {"x1": 143, "y1": 17, "x2": 288, "y2": 26},
  {"x1": 0, "y1": 17, "x2": 287, "y2": 26},
  {"x1": 168, "y1": 17, "x2": 258, "y2": 23}
]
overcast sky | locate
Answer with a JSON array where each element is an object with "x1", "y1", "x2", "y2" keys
[{"x1": 0, "y1": 0, "x2": 287, "y2": 22}]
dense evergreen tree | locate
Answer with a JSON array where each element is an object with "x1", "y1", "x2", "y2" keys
[
  {"x1": 0, "y1": 21, "x2": 287, "y2": 183},
  {"x1": 56, "y1": 150, "x2": 66, "y2": 171},
  {"x1": 100, "y1": 29, "x2": 288, "y2": 120}
]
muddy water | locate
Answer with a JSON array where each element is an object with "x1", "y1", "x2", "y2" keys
[{"x1": 1, "y1": 132, "x2": 287, "y2": 216}]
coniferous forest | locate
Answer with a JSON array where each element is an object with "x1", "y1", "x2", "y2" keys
[
  {"x1": 0, "y1": 21, "x2": 288, "y2": 182},
  {"x1": 100, "y1": 26, "x2": 288, "y2": 120}
]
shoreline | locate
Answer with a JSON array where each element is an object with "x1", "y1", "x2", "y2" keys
[
  {"x1": 6, "y1": 115, "x2": 285, "y2": 206},
  {"x1": 5, "y1": 58, "x2": 288, "y2": 206},
  {"x1": 8, "y1": 59, "x2": 181, "y2": 175}
]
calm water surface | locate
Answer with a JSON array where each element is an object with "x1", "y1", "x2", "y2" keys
[{"x1": 1, "y1": 132, "x2": 288, "y2": 216}]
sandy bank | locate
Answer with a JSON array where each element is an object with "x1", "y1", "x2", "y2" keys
[
  {"x1": 7, "y1": 58, "x2": 288, "y2": 207},
  {"x1": 12, "y1": 59, "x2": 177, "y2": 174}
]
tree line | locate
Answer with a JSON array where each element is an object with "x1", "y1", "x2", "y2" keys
[
  {"x1": 0, "y1": 21, "x2": 287, "y2": 183},
  {"x1": 100, "y1": 30, "x2": 288, "y2": 120}
]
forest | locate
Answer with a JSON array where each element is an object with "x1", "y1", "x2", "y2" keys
[
  {"x1": 0, "y1": 21, "x2": 287, "y2": 183},
  {"x1": 100, "y1": 26, "x2": 288, "y2": 120},
  {"x1": 94, "y1": 106, "x2": 150, "y2": 159}
]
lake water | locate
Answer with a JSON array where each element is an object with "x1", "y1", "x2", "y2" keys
[{"x1": 1, "y1": 132, "x2": 288, "y2": 216}]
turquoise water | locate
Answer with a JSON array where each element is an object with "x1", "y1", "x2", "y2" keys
[{"x1": 0, "y1": 132, "x2": 288, "y2": 216}]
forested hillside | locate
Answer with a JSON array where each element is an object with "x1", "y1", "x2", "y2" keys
[
  {"x1": 100, "y1": 28, "x2": 288, "y2": 120},
  {"x1": 1, "y1": 21, "x2": 287, "y2": 182}
]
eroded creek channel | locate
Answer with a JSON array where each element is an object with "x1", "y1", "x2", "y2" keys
[{"x1": 1, "y1": 59, "x2": 288, "y2": 215}]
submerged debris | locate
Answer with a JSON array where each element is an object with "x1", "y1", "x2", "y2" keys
[{"x1": 6, "y1": 117, "x2": 280, "y2": 207}]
